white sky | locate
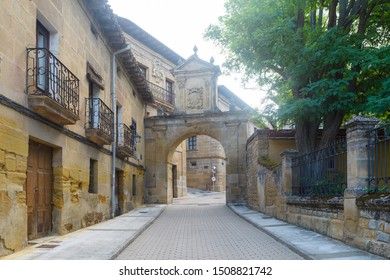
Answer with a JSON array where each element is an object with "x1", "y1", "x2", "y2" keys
[{"x1": 107, "y1": 0, "x2": 264, "y2": 108}]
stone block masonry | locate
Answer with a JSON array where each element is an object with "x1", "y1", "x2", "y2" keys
[{"x1": 246, "y1": 117, "x2": 390, "y2": 259}]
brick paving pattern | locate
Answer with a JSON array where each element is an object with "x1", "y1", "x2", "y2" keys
[{"x1": 116, "y1": 190, "x2": 303, "y2": 260}]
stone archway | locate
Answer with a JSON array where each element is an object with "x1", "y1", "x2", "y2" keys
[{"x1": 144, "y1": 111, "x2": 248, "y2": 204}]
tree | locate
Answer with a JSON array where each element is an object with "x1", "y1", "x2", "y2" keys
[{"x1": 205, "y1": 0, "x2": 390, "y2": 154}]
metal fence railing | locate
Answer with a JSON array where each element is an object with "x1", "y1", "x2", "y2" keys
[
  {"x1": 146, "y1": 80, "x2": 174, "y2": 106},
  {"x1": 85, "y1": 98, "x2": 114, "y2": 141},
  {"x1": 117, "y1": 123, "x2": 135, "y2": 158},
  {"x1": 292, "y1": 139, "x2": 347, "y2": 196},
  {"x1": 26, "y1": 48, "x2": 79, "y2": 116},
  {"x1": 367, "y1": 123, "x2": 390, "y2": 192}
]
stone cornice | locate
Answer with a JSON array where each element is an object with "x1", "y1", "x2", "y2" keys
[{"x1": 84, "y1": 0, "x2": 154, "y2": 104}]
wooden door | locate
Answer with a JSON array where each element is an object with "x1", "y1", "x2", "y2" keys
[
  {"x1": 172, "y1": 165, "x2": 177, "y2": 198},
  {"x1": 25, "y1": 140, "x2": 53, "y2": 240},
  {"x1": 114, "y1": 170, "x2": 123, "y2": 216}
]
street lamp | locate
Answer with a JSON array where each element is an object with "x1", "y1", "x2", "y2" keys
[{"x1": 134, "y1": 133, "x2": 142, "y2": 144}]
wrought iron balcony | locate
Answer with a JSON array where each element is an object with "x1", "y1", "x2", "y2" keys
[
  {"x1": 26, "y1": 48, "x2": 80, "y2": 125},
  {"x1": 85, "y1": 98, "x2": 114, "y2": 145},
  {"x1": 116, "y1": 123, "x2": 135, "y2": 158},
  {"x1": 146, "y1": 81, "x2": 175, "y2": 112}
]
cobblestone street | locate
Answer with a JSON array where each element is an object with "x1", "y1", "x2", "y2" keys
[{"x1": 116, "y1": 190, "x2": 304, "y2": 260}]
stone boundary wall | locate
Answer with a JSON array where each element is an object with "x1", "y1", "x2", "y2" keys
[{"x1": 246, "y1": 117, "x2": 390, "y2": 259}]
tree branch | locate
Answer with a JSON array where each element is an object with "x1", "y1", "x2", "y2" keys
[{"x1": 267, "y1": 64, "x2": 288, "y2": 81}]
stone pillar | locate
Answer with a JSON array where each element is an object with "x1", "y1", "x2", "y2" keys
[
  {"x1": 280, "y1": 149, "x2": 298, "y2": 195},
  {"x1": 246, "y1": 130, "x2": 269, "y2": 211},
  {"x1": 343, "y1": 116, "x2": 379, "y2": 243}
]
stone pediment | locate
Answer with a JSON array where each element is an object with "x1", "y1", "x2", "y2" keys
[{"x1": 173, "y1": 47, "x2": 221, "y2": 76}]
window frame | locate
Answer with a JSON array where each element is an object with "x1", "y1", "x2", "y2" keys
[{"x1": 187, "y1": 136, "x2": 197, "y2": 151}]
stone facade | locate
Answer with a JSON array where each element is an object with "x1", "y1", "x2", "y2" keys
[
  {"x1": 0, "y1": 0, "x2": 150, "y2": 256},
  {"x1": 186, "y1": 135, "x2": 226, "y2": 192}
]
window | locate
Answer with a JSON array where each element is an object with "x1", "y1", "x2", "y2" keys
[
  {"x1": 87, "y1": 62, "x2": 104, "y2": 129},
  {"x1": 36, "y1": 17, "x2": 60, "y2": 95},
  {"x1": 139, "y1": 65, "x2": 147, "y2": 79},
  {"x1": 88, "y1": 81, "x2": 100, "y2": 128},
  {"x1": 165, "y1": 79, "x2": 173, "y2": 103},
  {"x1": 131, "y1": 119, "x2": 138, "y2": 152},
  {"x1": 116, "y1": 104, "x2": 124, "y2": 145},
  {"x1": 89, "y1": 159, "x2": 98, "y2": 193},
  {"x1": 132, "y1": 174, "x2": 137, "y2": 196},
  {"x1": 36, "y1": 21, "x2": 50, "y2": 92},
  {"x1": 187, "y1": 136, "x2": 197, "y2": 150}
]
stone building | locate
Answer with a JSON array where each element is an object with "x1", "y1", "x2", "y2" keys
[
  {"x1": 0, "y1": 0, "x2": 153, "y2": 256},
  {"x1": 0, "y1": 0, "x2": 251, "y2": 257},
  {"x1": 118, "y1": 18, "x2": 252, "y2": 197}
]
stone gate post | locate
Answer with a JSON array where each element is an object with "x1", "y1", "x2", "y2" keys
[
  {"x1": 280, "y1": 149, "x2": 298, "y2": 196},
  {"x1": 344, "y1": 116, "x2": 379, "y2": 243}
]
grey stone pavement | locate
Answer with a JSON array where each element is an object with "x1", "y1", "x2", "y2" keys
[{"x1": 1, "y1": 188, "x2": 385, "y2": 260}]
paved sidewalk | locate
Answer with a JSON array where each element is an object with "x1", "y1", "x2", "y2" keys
[
  {"x1": 229, "y1": 203, "x2": 384, "y2": 260},
  {"x1": 1, "y1": 205, "x2": 165, "y2": 260},
  {"x1": 1, "y1": 189, "x2": 386, "y2": 260}
]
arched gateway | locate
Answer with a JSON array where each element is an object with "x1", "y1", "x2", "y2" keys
[{"x1": 144, "y1": 111, "x2": 249, "y2": 204}]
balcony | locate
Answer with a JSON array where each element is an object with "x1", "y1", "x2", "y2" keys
[
  {"x1": 116, "y1": 123, "x2": 135, "y2": 158},
  {"x1": 146, "y1": 81, "x2": 175, "y2": 113},
  {"x1": 85, "y1": 98, "x2": 114, "y2": 146},
  {"x1": 26, "y1": 48, "x2": 80, "y2": 125}
]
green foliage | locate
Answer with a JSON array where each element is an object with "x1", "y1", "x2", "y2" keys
[
  {"x1": 247, "y1": 104, "x2": 283, "y2": 129},
  {"x1": 205, "y1": 0, "x2": 390, "y2": 150}
]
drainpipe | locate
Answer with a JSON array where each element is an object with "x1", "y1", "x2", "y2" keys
[{"x1": 111, "y1": 44, "x2": 131, "y2": 219}]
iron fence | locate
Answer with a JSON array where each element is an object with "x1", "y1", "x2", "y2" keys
[
  {"x1": 26, "y1": 48, "x2": 79, "y2": 116},
  {"x1": 292, "y1": 139, "x2": 347, "y2": 196},
  {"x1": 367, "y1": 123, "x2": 390, "y2": 192},
  {"x1": 85, "y1": 98, "x2": 114, "y2": 140}
]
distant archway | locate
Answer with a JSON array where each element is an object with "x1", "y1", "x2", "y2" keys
[
  {"x1": 185, "y1": 134, "x2": 226, "y2": 193},
  {"x1": 144, "y1": 111, "x2": 248, "y2": 204}
]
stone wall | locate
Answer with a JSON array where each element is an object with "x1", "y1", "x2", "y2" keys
[
  {"x1": 0, "y1": 112, "x2": 28, "y2": 255},
  {"x1": 0, "y1": 0, "x2": 148, "y2": 257},
  {"x1": 355, "y1": 194, "x2": 390, "y2": 256},
  {"x1": 246, "y1": 118, "x2": 390, "y2": 259}
]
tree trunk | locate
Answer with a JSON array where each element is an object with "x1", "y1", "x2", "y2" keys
[
  {"x1": 318, "y1": 6, "x2": 324, "y2": 26},
  {"x1": 297, "y1": 0, "x2": 306, "y2": 29},
  {"x1": 328, "y1": 0, "x2": 338, "y2": 28},
  {"x1": 319, "y1": 110, "x2": 345, "y2": 149},
  {"x1": 295, "y1": 120, "x2": 320, "y2": 155}
]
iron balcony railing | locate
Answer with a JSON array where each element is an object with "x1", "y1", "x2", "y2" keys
[
  {"x1": 146, "y1": 81, "x2": 174, "y2": 106},
  {"x1": 85, "y1": 98, "x2": 114, "y2": 140},
  {"x1": 117, "y1": 123, "x2": 135, "y2": 157},
  {"x1": 367, "y1": 123, "x2": 390, "y2": 192},
  {"x1": 26, "y1": 48, "x2": 79, "y2": 116},
  {"x1": 292, "y1": 139, "x2": 347, "y2": 196}
]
